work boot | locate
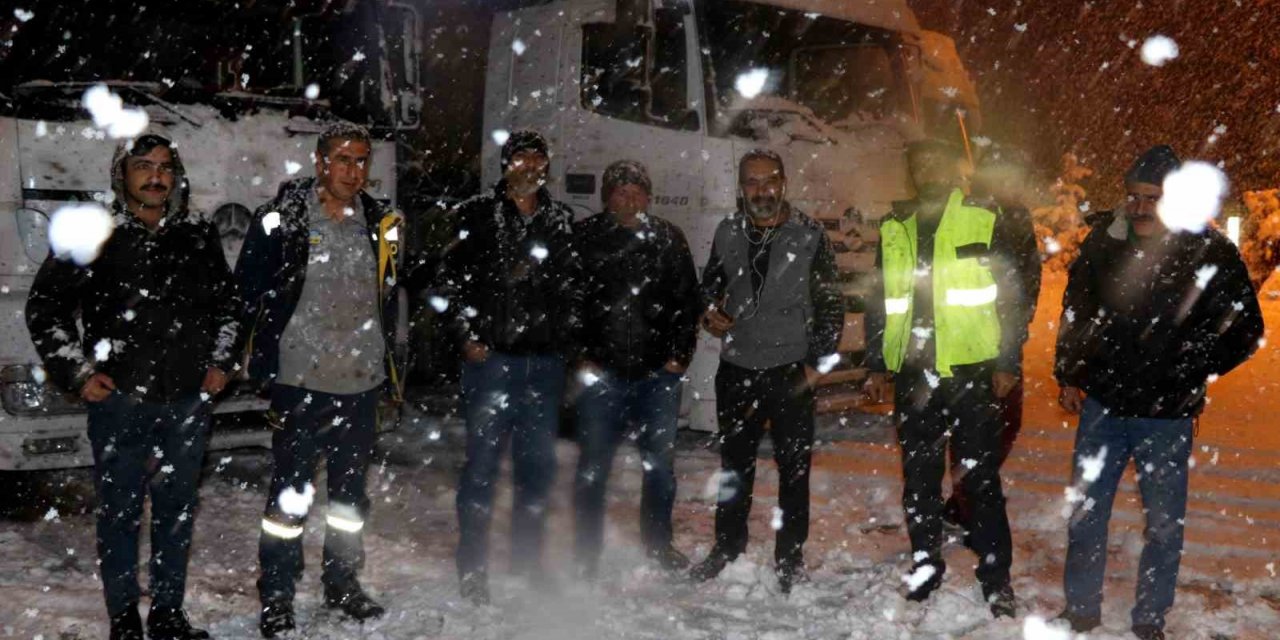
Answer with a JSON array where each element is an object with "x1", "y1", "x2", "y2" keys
[
  {"x1": 1131, "y1": 624, "x2": 1165, "y2": 640},
  {"x1": 147, "y1": 607, "x2": 211, "y2": 640},
  {"x1": 647, "y1": 545, "x2": 691, "y2": 572},
  {"x1": 258, "y1": 601, "x2": 295, "y2": 639},
  {"x1": 904, "y1": 561, "x2": 945, "y2": 602},
  {"x1": 460, "y1": 571, "x2": 490, "y2": 606},
  {"x1": 688, "y1": 547, "x2": 735, "y2": 583},
  {"x1": 109, "y1": 606, "x2": 144, "y2": 640},
  {"x1": 1054, "y1": 609, "x2": 1101, "y2": 633},
  {"x1": 323, "y1": 583, "x2": 385, "y2": 622},
  {"x1": 983, "y1": 582, "x2": 1017, "y2": 618},
  {"x1": 775, "y1": 558, "x2": 807, "y2": 595}
]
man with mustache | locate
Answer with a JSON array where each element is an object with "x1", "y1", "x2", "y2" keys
[
  {"x1": 438, "y1": 130, "x2": 582, "y2": 605},
  {"x1": 26, "y1": 134, "x2": 241, "y2": 640},
  {"x1": 864, "y1": 139, "x2": 1037, "y2": 617},
  {"x1": 1054, "y1": 145, "x2": 1263, "y2": 640},
  {"x1": 689, "y1": 149, "x2": 843, "y2": 594},
  {"x1": 236, "y1": 122, "x2": 402, "y2": 636}
]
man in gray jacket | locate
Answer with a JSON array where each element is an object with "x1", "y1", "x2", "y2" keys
[{"x1": 689, "y1": 149, "x2": 844, "y2": 594}]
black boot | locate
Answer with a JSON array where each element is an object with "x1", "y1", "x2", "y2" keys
[
  {"x1": 688, "y1": 547, "x2": 735, "y2": 583},
  {"x1": 109, "y1": 606, "x2": 144, "y2": 640},
  {"x1": 775, "y1": 558, "x2": 806, "y2": 595},
  {"x1": 1132, "y1": 624, "x2": 1165, "y2": 640},
  {"x1": 460, "y1": 571, "x2": 490, "y2": 606},
  {"x1": 647, "y1": 545, "x2": 691, "y2": 572},
  {"x1": 904, "y1": 561, "x2": 945, "y2": 602},
  {"x1": 259, "y1": 601, "x2": 295, "y2": 639},
  {"x1": 147, "y1": 608, "x2": 211, "y2": 640},
  {"x1": 324, "y1": 583, "x2": 385, "y2": 622},
  {"x1": 983, "y1": 582, "x2": 1017, "y2": 618},
  {"x1": 1054, "y1": 609, "x2": 1101, "y2": 633}
]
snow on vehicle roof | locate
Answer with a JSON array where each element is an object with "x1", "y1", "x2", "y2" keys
[{"x1": 744, "y1": 0, "x2": 922, "y2": 35}]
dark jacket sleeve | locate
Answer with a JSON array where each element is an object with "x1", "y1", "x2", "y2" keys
[
  {"x1": 699, "y1": 237, "x2": 727, "y2": 311},
  {"x1": 199, "y1": 222, "x2": 245, "y2": 373},
  {"x1": 24, "y1": 255, "x2": 92, "y2": 393},
  {"x1": 806, "y1": 228, "x2": 844, "y2": 368},
  {"x1": 990, "y1": 204, "x2": 1041, "y2": 374},
  {"x1": 864, "y1": 234, "x2": 887, "y2": 372},
  {"x1": 233, "y1": 202, "x2": 278, "y2": 349},
  {"x1": 1194, "y1": 239, "x2": 1264, "y2": 378},
  {"x1": 1054, "y1": 231, "x2": 1101, "y2": 388},
  {"x1": 552, "y1": 212, "x2": 585, "y2": 360},
  {"x1": 436, "y1": 202, "x2": 483, "y2": 346},
  {"x1": 666, "y1": 226, "x2": 701, "y2": 368}
]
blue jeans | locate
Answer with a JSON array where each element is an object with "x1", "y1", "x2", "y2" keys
[
  {"x1": 86, "y1": 391, "x2": 211, "y2": 617},
  {"x1": 1063, "y1": 398, "x2": 1193, "y2": 630},
  {"x1": 257, "y1": 384, "x2": 378, "y2": 604},
  {"x1": 455, "y1": 352, "x2": 565, "y2": 579},
  {"x1": 573, "y1": 367, "x2": 682, "y2": 570}
]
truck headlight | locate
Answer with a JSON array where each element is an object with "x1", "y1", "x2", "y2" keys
[{"x1": 0, "y1": 365, "x2": 85, "y2": 416}]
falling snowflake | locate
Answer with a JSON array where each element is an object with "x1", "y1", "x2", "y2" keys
[{"x1": 1140, "y1": 35, "x2": 1178, "y2": 67}]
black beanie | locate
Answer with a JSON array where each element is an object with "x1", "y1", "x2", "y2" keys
[
  {"x1": 1125, "y1": 145, "x2": 1181, "y2": 186},
  {"x1": 501, "y1": 130, "x2": 549, "y2": 172}
]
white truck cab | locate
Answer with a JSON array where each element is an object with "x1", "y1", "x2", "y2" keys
[{"x1": 481, "y1": 0, "x2": 979, "y2": 430}]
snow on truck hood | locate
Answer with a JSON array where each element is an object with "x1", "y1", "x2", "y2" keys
[{"x1": 724, "y1": 96, "x2": 914, "y2": 218}]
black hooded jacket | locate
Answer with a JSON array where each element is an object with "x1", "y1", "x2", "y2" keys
[
  {"x1": 1054, "y1": 211, "x2": 1264, "y2": 418},
  {"x1": 437, "y1": 181, "x2": 583, "y2": 358},
  {"x1": 26, "y1": 144, "x2": 242, "y2": 401},
  {"x1": 575, "y1": 211, "x2": 700, "y2": 377}
]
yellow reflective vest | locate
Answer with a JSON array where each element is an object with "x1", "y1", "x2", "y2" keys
[{"x1": 879, "y1": 189, "x2": 1001, "y2": 377}]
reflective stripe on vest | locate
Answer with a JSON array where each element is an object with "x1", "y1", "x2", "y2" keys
[{"x1": 879, "y1": 189, "x2": 1001, "y2": 377}]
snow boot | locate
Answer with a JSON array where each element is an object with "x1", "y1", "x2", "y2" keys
[
  {"x1": 904, "y1": 561, "x2": 945, "y2": 602},
  {"x1": 775, "y1": 558, "x2": 807, "y2": 595},
  {"x1": 1054, "y1": 609, "x2": 1101, "y2": 633},
  {"x1": 648, "y1": 545, "x2": 691, "y2": 572},
  {"x1": 688, "y1": 548, "x2": 735, "y2": 583},
  {"x1": 147, "y1": 607, "x2": 211, "y2": 640},
  {"x1": 983, "y1": 582, "x2": 1017, "y2": 618},
  {"x1": 323, "y1": 583, "x2": 385, "y2": 622},
  {"x1": 460, "y1": 571, "x2": 490, "y2": 606},
  {"x1": 259, "y1": 601, "x2": 295, "y2": 638},
  {"x1": 109, "y1": 606, "x2": 144, "y2": 640},
  {"x1": 1132, "y1": 624, "x2": 1165, "y2": 640}
]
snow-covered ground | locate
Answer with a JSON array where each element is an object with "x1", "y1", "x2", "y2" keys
[
  {"x1": 3, "y1": 273, "x2": 1279, "y2": 639},
  {"x1": 2, "y1": 408, "x2": 1277, "y2": 640}
]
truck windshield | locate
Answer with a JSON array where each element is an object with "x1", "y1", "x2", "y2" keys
[
  {"x1": 0, "y1": 0, "x2": 391, "y2": 124},
  {"x1": 702, "y1": 1, "x2": 911, "y2": 130}
]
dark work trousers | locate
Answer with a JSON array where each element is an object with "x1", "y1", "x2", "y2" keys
[
  {"x1": 712, "y1": 360, "x2": 815, "y2": 566},
  {"x1": 86, "y1": 391, "x2": 211, "y2": 618},
  {"x1": 895, "y1": 364, "x2": 1013, "y2": 588},
  {"x1": 573, "y1": 366, "x2": 682, "y2": 570},
  {"x1": 455, "y1": 353, "x2": 566, "y2": 580},
  {"x1": 947, "y1": 377, "x2": 1023, "y2": 526},
  {"x1": 257, "y1": 384, "x2": 378, "y2": 605}
]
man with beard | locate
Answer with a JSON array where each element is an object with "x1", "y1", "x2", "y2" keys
[
  {"x1": 572, "y1": 160, "x2": 700, "y2": 579},
  {"x1": 236, "y1": 122, "x2": 401, "y2": 637},
  {"x1": 864, "y1": 139, "x2": 1037, "y2": 617},
  {"x1": 438, "y1": 130, "x2": 582, "y2": 605},
  {"x1": 688, "y1": 149, "x2": 843, "y2": 594},
  {"x1": 1054, "y1": 146, "x2": 1262, "y2": 640},
  {"x1": 26, "y1": 134, "x2": 240, "y2": 640}
]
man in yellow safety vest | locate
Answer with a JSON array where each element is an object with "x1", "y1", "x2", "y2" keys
[{"x1": 864, "y1": 139, "x2": 1039, "y2": 617}]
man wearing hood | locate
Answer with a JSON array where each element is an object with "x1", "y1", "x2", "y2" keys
[
  {"x1": 235, "y1": 122, "x2": 401, "y2": 636},
  {"x1": 688, "y1": 149, "x2": 844, "y2": 594},
  {"x1": 26, "y1": 134, "x2": 240, "y2": 640},
  {"x1": 437, "y1": 130, "x2": 582, "y2": 604},
  {"x1": 1054, "y1": 145, "x2": 1263, "y2": 640},
  {"x1": 864, "y1": 139, "x2": 1038, "y2": 617}
]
